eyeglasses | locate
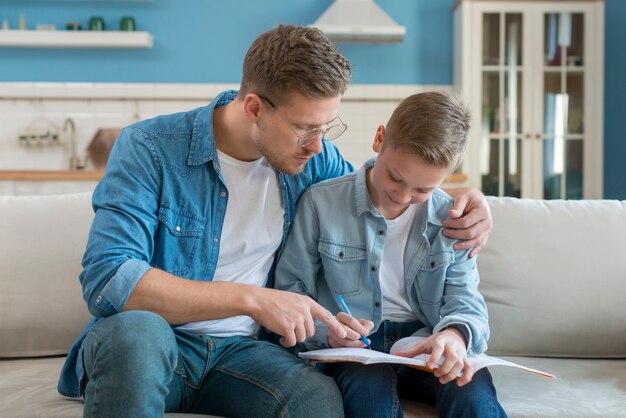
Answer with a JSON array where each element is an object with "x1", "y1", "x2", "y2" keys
[{"x1": 259, "y1": 95, "x2": 347, "y2": 148}]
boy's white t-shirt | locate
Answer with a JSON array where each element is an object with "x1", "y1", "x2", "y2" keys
[
  {"x1": 177, "y1": 150, "x2": 284, "y2": 337},
  {"x1": 380, "y1": 203, "x2": 420, "y2": 322}
]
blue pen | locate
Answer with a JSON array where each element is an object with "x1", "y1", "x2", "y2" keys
[{"x1": 337, "y1": 294, "x2": 372, "y2": 349}]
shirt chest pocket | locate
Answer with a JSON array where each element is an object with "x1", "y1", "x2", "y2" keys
[
  {"x1": 318, "y1": 241, "x2": 366, "y2": 295},
  {"x1": 415, "y1": 251, "x2": 453, "y2": 305},
  {"x1": 156, "y1": 206, "x2": 205, "y2": 276}
]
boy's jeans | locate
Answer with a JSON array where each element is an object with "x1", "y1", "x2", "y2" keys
[
  {"x1": 81, "y1": 310, "x2": 344, "y2": 418},
  {"x1": 319, "y1": 320, "x2": 507, "y2": 418}
]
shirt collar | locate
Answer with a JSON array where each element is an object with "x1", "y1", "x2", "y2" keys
[
  {"x1": 354, "y1": 157, "x2": 443, "y2": 228},
  {"x1": 187, "y1": 90, "x2": 238, "y2": 167}
]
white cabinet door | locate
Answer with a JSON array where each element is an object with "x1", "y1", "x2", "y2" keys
[{"x1": 454, "y1": 1, "x2": 603, "y2": 199}]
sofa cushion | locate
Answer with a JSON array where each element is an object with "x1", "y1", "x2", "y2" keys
[
  {"x1": 480, "y1": 198, "x2": 626, "y2": 357},
  {"x1": 490, "y1": 356, "x2": 626, "y2": 417},
  {"x1": 0, "y1": 193, "x2": 94, "y2": 358}
]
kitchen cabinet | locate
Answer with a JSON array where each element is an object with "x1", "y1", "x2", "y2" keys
[{"x1": 453, "y1": 0, "x2": 604, "y2": 199}]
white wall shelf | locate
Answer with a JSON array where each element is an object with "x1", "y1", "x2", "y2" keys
[{"x1": 0, "y1": 30, "x2": 153, "y2": 48}]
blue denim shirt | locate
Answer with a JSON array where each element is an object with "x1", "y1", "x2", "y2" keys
[
  {"x1": 57, "y1": 90, "x2": 353, "y2": 398},
  {"x1": 274, "y1": 158, "x2": 490, "y2": 356}
]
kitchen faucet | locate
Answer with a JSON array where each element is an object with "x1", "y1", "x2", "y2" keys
[{"x1": 63, "y1": 118, "x2": 86, "y2": 171}]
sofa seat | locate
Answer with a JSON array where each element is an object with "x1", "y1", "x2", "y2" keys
[
  {"x1": 2, "y1": 356, "x2": 625, "y2": 417},
  {"x1": 489, "y1": 357, "x2": 626, "y2": 417},
  {"x1": 0, "y1": 357, "x2": 216, "y2": 418}
]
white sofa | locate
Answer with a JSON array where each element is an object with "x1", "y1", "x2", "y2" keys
[{"x1": 1, "y1": 192, "x2": 625, "y2": 417}]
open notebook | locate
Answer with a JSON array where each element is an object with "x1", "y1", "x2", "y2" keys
[{"x1": 299, "y1": 336, "x2": 556, "y2": 379}]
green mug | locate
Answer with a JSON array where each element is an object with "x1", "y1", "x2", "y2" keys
[{"x1": 120, "y1": 16, "x2": 136, "y2": 31}]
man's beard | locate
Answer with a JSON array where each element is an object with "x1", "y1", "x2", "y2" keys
[{"x1": 255, "y1": 135, "x2": 312, "y2": 176}]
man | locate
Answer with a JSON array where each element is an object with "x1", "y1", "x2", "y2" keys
[{"x1": 58, "y1": 25, "x2": 492, "y2": 417}]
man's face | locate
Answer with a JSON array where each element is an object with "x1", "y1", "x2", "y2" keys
[
  {"x1": 255, "y1": 92, "x2": 341, "y2": 175},
  {"x1": 367, "y1": 127, "x2": 450, "y2": 220}
]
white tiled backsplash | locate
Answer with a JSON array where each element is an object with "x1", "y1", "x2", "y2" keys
[{"x1": 0, "y1": 83, "x2": 450, "y2": 171}]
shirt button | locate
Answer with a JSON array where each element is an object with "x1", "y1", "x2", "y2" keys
[
  {"x1": 175, "y1": 226, "x2": 181, "y2": 232},
  {"x1": 338, "y1": 251, "x2": 344, "y2": 258},
  {"x1": 430, "y1": 261, "x2": 436, "y2": 268},
  {"x1": 371, "y1": 266, "x2": 376, "y2": 272},
  {"x1": 214, "y1": 237, "x2": 219, "y2": 243},
  {"x1": 378, "y1": 230, "x2": 384, "y2": 235},
  {"x1": 220, "y1": 191, "x2": 226, "y2": 197},
  {"x1": 375, "y1": 302, "x2": 381, "y2": 308},
  {"x1": 96, "y1": 296, "x2": 102, "y2": 303}
]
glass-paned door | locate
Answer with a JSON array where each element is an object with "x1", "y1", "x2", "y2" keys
[
  {"x1": 480, "y1": 12, "x2": 523, "y2": 197},
  {"x1": 542, "y1": 12, "x2": 585, "y2": 199}
]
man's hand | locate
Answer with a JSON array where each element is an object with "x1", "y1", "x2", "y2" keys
[
  {"x1": 442, "y1": 187, "x2": 493, "y2": 258},
  {"x1": 394, "y1": 328, "x2": 474, "y2": 386},
  {"x1": 247, "y1": 287, "x2": 347, "y2": 348},
  {"x1": 327, "y1": 312, "x2": 373, "y2": 348}
]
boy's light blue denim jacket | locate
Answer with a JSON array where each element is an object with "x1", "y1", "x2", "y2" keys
[
  {"x1": 57, "y1": 90, "x2": 353, "y2": 398},
  {"x1": 274, "y1": 158, "x2": 490, "y2": 356}
]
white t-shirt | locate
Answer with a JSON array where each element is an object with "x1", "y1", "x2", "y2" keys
[
  {"x1": 380, "y1": 204, "x2": 420, "y2": 322},
  {"x1": 177, "y1": 150, "x2": 284, "y2": 337}
]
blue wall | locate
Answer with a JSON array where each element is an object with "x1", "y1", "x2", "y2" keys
[
  {"x1": 603, "y1": 0, "x2": 625, "y2": 200},
  {"x1": 1, "y1": 0, "x2": 624, "y2": 198},
  {"x1": 0, "y1": 0, "x2": 452, "y2": 84}
]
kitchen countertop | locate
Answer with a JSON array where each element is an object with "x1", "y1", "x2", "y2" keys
[
  {"x1": 0, "y1": 171, "x2": 467, "y2": 183},
  {"x1": 0, "y1": 170, "x2": 105, "y2": 181},
  {"x1": 443, "y1": 173, "x2": 468, "y2": 183}
]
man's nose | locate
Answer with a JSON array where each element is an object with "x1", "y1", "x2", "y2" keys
[{"x1": 302, "y1": 133, "x2": 324, "y2": 154}]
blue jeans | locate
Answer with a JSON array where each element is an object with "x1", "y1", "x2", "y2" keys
[
  {"x1": 81, "y1": 311, "x2": 344, "y2": 418},
  {"x1": 319, "y1": 320, "x2": 507, "y2": 418}
]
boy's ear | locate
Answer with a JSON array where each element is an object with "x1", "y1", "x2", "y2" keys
[
  {"x1": 372, "y1": 125, "x2": 386, "y2": 153},
  {"x1": 243, "y1": 94, "x2": 263, "y2": 122}
]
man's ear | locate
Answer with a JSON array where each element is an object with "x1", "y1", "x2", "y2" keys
[
  {"x1": 242, "y1": 94, "x2": 263, "y2": 122},
  {"x1": 372, "y1": 125, "x2": 386, "y2": 153}
]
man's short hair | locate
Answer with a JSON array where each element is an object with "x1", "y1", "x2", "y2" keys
[
  {"x1": 384, "y1": 92, "x2": 471, "y2": 170},
  {"x1": 239, "y1": 25, "x2": 352, "y2": 105}
]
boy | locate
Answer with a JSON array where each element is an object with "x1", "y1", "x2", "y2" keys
[{"x1": 275, "y1": 92, "x2": 506, "y2": 418}]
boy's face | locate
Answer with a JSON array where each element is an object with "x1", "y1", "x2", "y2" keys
[
  {"x1": 367, "y1": 126, "x2": 450, "y2": 220},
  {"x1": 255, "y1": 92, "x2": 341, "y2": 175}
]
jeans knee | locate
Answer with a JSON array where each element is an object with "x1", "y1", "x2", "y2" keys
[
  {"x1": 294, "y1": 372, "x2": 343, "y2": 418},
  {"x1": 437, "y1": 369, "x2": 504, "y2": 417},
  {"x1": 88, "y1": 311, "x2": 177, "y2": 368}
]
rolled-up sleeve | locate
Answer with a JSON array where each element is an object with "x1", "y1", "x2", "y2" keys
[
  {"x1": 433, "y1": 249, "x2": 490, "y2": 356},
  {"x1": 80, "y1": 127, "x2": 162, "y2": 317}
]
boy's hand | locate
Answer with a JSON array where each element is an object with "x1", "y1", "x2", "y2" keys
[
  {"x1": 394, "y1": 328, "x2": 475, "y2": 386},
  {"x1": 327, "y1": 312, "x2": 373, "y2": 348},
  {"x1": 442, "y1": 187, "x2": 492, "y2": 258}
]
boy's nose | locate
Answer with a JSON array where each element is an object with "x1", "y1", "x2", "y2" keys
[{"x1": 396, "y1": 188, "x2": 413, "y2": 203}]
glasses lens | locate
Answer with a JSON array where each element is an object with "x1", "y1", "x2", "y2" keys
[
  {"x1": 298, "y1": 129, "x2": 323, "y2": 147},
  {"x1": 324, "y1": 123, "x2": 347, "y2": 141},
  {"x1": 297, "y1": 118, "x2": 347, "y2": 147}
]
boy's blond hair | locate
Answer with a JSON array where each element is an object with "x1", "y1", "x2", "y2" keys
[
  {"x1": 384, "y1": 92, "x2": 471, "y2": 170},
  {"x1": 239, "y1": 25, "x2": 352, "y2": 105}
]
